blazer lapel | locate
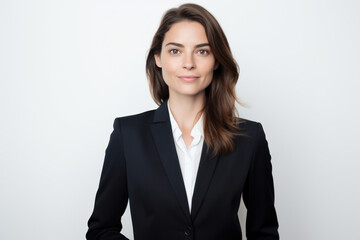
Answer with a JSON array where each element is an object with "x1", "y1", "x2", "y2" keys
[
  {"x1": 191, "y1": 141, "x2": 219, "y2": 220},
  {"x1": 150, "y1": 99, "x2": 191, "y2": 221},
  {"x1": 150, "y1": 99, "x2": 220, "y2": 222}
]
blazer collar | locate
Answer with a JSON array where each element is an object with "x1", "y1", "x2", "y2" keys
[{"x1": 150, "y1": 99, "x2": 220, "y2": 222}]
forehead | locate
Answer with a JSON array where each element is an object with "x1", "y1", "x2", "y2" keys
[{"x1": 163, "y1": 21, "x2": 209, "y2": 46}]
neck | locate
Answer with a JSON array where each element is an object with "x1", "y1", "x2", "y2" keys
[{"x1": 168, "y1": 93, "x2": 205, "y2": 132}]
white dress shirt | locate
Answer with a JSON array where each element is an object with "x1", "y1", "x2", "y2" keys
[{"x1": 167, "y1": 100, "x2": 204, "y2": 213}]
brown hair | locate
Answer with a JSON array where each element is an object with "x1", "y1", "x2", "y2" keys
[{"x1": 146, "y1": 3, "x2": 247, "y2": 157}]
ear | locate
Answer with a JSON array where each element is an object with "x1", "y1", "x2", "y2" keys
[
  {"x1": 154, "y1": 54, "x2": 162, "y2": 68},
  {"x1": 214, "y1": 61, "x2": 219, "y2": 70}
]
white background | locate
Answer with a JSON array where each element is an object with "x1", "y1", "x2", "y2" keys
[{"x1": 1, "y1": 0, "x2": 359, "y2": 239}]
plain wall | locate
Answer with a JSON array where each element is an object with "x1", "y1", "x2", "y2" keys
[{"x1": 0, "y1": 0, "x2": 359, "y2": 239}]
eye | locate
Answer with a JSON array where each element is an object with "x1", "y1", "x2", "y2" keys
[
  {"x1": 198, "y1": 49, "x2": 210, "y2": 55},
  {"x1": 169, "y1": 49, "x2": 180, "y2": 55}
]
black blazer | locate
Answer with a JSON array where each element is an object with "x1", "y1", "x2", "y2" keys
[{"x1": 86, "y1": 99, "x2": 279, "y2": 240}]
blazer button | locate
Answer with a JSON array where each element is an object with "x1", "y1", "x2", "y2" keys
[{"x1": 184, "y1": 227, "x2": 192, "y2": 236}]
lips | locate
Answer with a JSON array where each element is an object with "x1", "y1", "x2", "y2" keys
[{"x1": 178, "y1": 75, "x2": 200, "y2": 82}]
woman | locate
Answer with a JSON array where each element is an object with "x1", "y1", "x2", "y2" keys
[{"x1": 86, "y1": 3, "x2": 279, "y2": 240}]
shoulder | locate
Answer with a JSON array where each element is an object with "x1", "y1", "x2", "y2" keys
[
  {"x1": 236, "y1": 117, "x2": 262, "y2": 133},
  {"x1": 113, "y1": 109, "x2": 156, "y2": 129},
  {"x1": 235, "y1": 117, "x2": 268, "y2": 143}
]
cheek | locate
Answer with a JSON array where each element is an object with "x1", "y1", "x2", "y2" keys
[
  {"x1": 161, "y1": 55, "x2": 180, "y2": 73},
  {"x1": 198, "y1": 57, "x2": 216, "y2": 71},
  {"x1": 205, "y1": 74, "x2": 214, "y2": 87},
  {"x1": 160, "y1": 60, "x2": 177, "y2": 85},
  {"x1": 200, "y1": 63, "x2": 216, "y2": 81}
]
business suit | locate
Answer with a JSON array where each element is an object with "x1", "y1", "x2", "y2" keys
[{"x1": 86, "y1": 99, "x2": 279, "y2": 240}]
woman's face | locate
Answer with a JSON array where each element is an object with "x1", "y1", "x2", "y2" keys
[{"x1": 155, "y1": 21, "x2": 218, "y2": 99}]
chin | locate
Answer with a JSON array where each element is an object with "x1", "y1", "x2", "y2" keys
[
  {"x1": 169, "y1": 86, "x2": 207, "y2": 97},
  {"x1": 178, "y1": 90, "x2": 204, "y2": 97}
]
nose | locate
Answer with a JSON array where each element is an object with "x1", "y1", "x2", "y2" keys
[{"x1": 182, "y1": 52, "x2": 195, "y2": 70}]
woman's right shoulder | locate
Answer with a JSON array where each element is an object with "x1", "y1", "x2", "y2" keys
[{"x1": 113, "y1": 109, "x2": 156, "y2": 128}]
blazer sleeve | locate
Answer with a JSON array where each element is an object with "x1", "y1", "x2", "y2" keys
[
  {"x1": 242, "y1": 122, "x2": 280, "y2": 240},
  {"x1": 86, "y1": 118, "x2": 129, "y2": 240}
]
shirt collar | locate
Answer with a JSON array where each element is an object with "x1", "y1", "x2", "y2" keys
[{"x1": 167, "y1": 100, "x2": 204, "y2": 141}]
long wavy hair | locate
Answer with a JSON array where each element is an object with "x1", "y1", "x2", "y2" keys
[{"x1": 146, "y1": 3, "x2": 247, "y2": 157}]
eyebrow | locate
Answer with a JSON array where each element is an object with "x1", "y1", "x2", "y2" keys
[{"x1": 164, "y1": 42, "x2": 210, "y2": 48}]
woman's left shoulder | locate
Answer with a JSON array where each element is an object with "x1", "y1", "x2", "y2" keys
[{"x1": 235, "y1": 117, "x2": 268, "y2": 140}]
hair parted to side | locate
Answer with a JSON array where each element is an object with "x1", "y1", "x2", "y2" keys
[{"x1": 146, "y1": 3, "x2": 248, "y2": 157}]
